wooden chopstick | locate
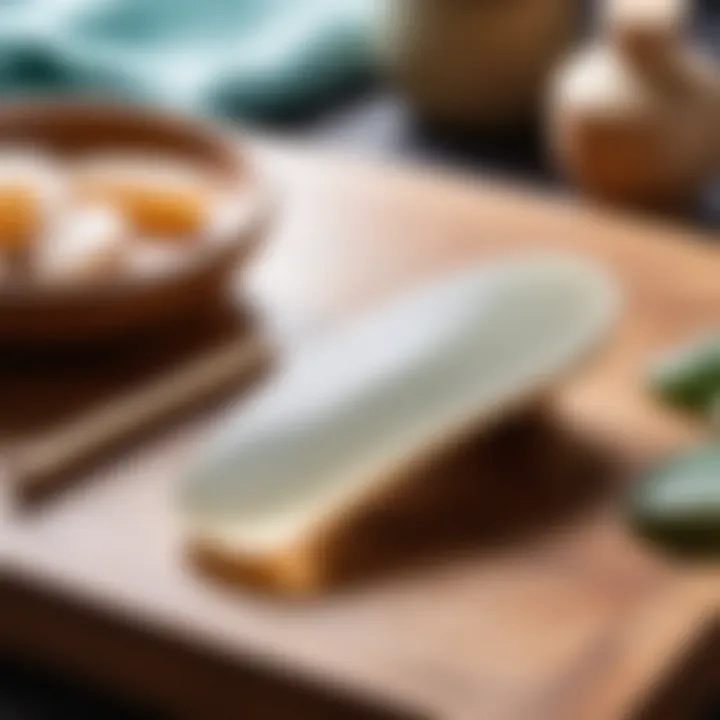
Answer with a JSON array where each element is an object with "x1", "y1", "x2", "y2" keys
[{"x1": 8, "y1": 336, "x2": 268, "y2": 506}]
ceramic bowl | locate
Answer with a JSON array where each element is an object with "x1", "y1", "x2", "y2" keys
[{"x1": 0, "y1": 100, "x2": 270, "y2": 343}]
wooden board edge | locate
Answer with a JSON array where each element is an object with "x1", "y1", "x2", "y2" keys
[
  {"x1": 0, "y1": 574, "x2": 427, "y2": 720},
  {"x1": 549, "y1": 574, "x2": 719, "y2": 720}
]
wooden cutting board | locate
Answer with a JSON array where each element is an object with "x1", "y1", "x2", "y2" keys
[{"x1": 2, "y1": 140, "x2": 719, "y2": 720}]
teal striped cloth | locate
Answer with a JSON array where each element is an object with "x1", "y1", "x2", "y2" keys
[{"x1": 0, "y1": 0, "x2": 377, "y2": 120}]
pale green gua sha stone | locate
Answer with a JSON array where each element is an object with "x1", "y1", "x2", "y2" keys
[
  {"x1": 630, "y1": 444, "x2": 720, "y2": 556},
  {"x1": 179, "y1": 256, "x2": 618, "y2": 558}
]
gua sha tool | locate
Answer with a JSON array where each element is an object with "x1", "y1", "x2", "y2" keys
[{"x1": 179, "y1": 255, "x2": 619, "y2": 594}]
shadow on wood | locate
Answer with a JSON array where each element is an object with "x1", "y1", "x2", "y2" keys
[
  {"x1": 0, "y1": 299, "x2": 260, "y2": 437},
  {"x1": 316, "y1": 405, "x2": 623, "y2": 591}
]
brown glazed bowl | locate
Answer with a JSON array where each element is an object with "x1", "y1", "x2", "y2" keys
[{"x1": 0, "y1": 100, "x2": 270, "y2": 344}]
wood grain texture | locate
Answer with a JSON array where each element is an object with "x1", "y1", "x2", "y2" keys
[
  {"x1": 9, "y1": 336, "x2": 268, "y2": 505},
  {"x1": 2, "y1": 139, "x2": 719, "y2": 719}
]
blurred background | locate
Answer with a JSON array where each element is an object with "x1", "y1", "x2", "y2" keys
[
  {"x1": 0, "y1": 0, "x2": 714, "y2": 208},
  {"x1": 1, "y1": 0, "x2": 718, "y2": 717}
]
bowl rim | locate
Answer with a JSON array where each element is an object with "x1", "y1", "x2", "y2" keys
[{"x1": 0, "y1": 98, "x2": 272, "y2": 306}]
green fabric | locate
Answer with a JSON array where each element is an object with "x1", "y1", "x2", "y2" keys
[{"x1": 0, "y1": 0, "x2": 377, "y2": 120}]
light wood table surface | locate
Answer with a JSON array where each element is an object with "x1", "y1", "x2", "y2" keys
[{"x1": 2, "y1": 140, "x2": 718, "y2": 720}]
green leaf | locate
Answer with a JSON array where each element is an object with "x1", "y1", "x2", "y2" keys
[
  {"x1": 629, "y1": 444, "x2": 720, "y2": 556},
  {"x1": 646, "y1": 332, "x2": 720, "y2": 416}
]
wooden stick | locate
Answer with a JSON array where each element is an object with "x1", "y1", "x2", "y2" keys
[{"x1": 8, "y1": 336, "x2": 268, "y2": 506}]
